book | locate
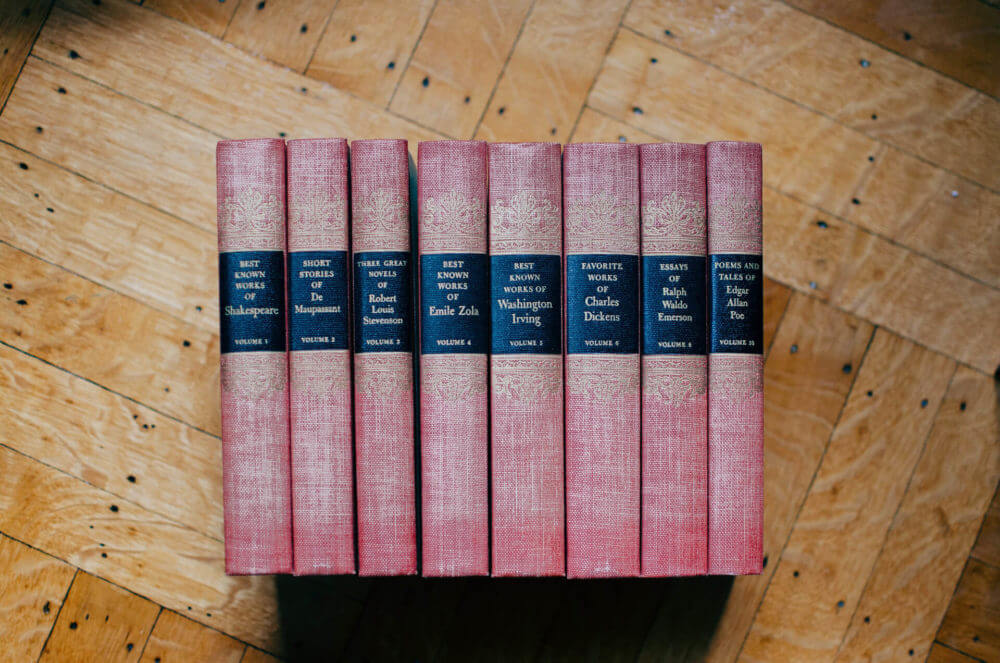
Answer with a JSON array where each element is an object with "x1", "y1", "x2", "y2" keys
[
  {"x1": 351, "y1": 139, "x2": 418, "y2": 576},
  {"x1": 488, "y1": 142, "x2": 565, "y2": 577},
  {"x1": 286, "y1": 138, "x2": 354, "y2": 575},
  {"x1": 417, "y1": 140, "x2": 490, "y2": 576},
  {"x1": 706, "y1": 141, "x2": 764, "y2": 575},
  {"x1": 216, "y1": 138, "x2": 293, "y2": 575},
  {"x1": 563, "y1": 142, "x2": 641, "y2": 578},
  {"x1": 639, "y1": 142, "x2": 708, "y2": 576}
]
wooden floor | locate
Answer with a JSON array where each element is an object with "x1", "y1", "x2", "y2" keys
[{"x1": 0, "y1": 0, "x2": 997, "y2": 660}]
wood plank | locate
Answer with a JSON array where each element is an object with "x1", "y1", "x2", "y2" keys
[
  {"x1": 639, "y1": 293, "x2": 875, "y2": 662},
  {"x1": 242, "y1": 648, "x2": 281, "y2": 663},
  {"x1": 0, "y1": 143, "x2": 218, "y2": 329},
  {"x1": 142, "y1": 0, "x2": 237, "y2": 37},
  {"x1": 740, "y1": 329, "x2": 955, "y2": 662},
  {"x1": 474, "y1": 0, "x2": 627, "y2": 143},
  {"x1": 972, "y1": 486, "x2": 1000, "y2": 568},
  {"x1": 223, "y1": 0, "x2": 338, "y2": 72},
  {"x1": 762, "y1": 277, "x2": 792, "y2": 357},
  {"x1": 926, "y1": 643, "x2": 980, "y2": 663},
  {"x1": 624, "y1": 0, "x2": 1000, "y2": 191},
  {"x1": 0, "y1": 243, "x2": 221, "y2": 435},
  {"x1": 39, "y1": 572, "x2": 159, "y2": 663},
  {"x1": 139, "y1": 610, "x2": 244, "y2": 663},
  {"x1": 306, "y1": 0, "x2": 434, "y2": 107},
  {"x1": 572, "y1": 108, "x2": 1000, "y2": 374},
  {"x1": 936, "y1": 559, "x2": 1000, "y2": 662},
  {"x1": 784, "y1": 0, "x2": 1000, "y2": 97},
  {"x1": 388, "y1": 0, "x2": 533, "y2": 138},
  {"x1": 0, "y1": 343, "x2": 223, "y2": 540},
  {"x1": 0, "y1": 56, "x2": 218, "y2": 229},
  {"x1": 0, "y1": 0, "x2": 50, "y2": 112},
  {"x1": 0, "y1": 444, "x2": 284, "y2": 653},
  {"x1": 0, "y1": 534, "x2": 75, "y2": 663},
  {"x1": 37, "y1": 0, "x2": 440, "y2": 148},
  {"x1": 588, "y1": 29, "x2": 1000, "y2": 287},
  {"x1": 836, "y1": 366, "x2": 1000, "y2": 662}
]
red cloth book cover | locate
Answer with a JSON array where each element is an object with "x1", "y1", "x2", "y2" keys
[
  {"x1": 639, "y1": 142, "x2": 708, "y2": 577},
  {"x1": 563, "y1": 142, "x2": 641, "y2": 578},
  {"x1": 488, "y1": 142, "x2": 565, "y2": 577},
  {"x1": 286, "y1": 138, "x2": 354, "y2": 575},
  {"x1": 417, "y1": 140, "x2": 490, "y2": 576},
  {"x1": 351, "y1": 139, "x2": 417, "y2": 576},
  {"x1": 707, "y1": 141, "x2": 764, "y2": 575},
  {"x1": 216, "y1": 138, "x2": 293, "y2": 575}
]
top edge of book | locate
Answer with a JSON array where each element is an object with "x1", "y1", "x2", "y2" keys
[
  {"x1": 351, "y1": 138, "x2": 408, "y2": 146},
  {"x1": 706, "y1": 140, "x2": 762, "y2": 149},
  {"x1": 285, "y1": 137, "x2": 348, "y2": 145}
]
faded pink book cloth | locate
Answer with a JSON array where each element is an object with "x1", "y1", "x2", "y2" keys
[
  {"x1": 351, "y1": 139, "x2": 417, "y2": 576},
  {"x1": 418, "y1": 140, "x2": 489, "y2": 576},
  {"x1": 286, "y1": 138, "x2": 354, "y2": 575},
  {"x1": 707, "y1": 141, "x2": 764, "y2": 575},
  {"x1": 563, "y1": 142, "x2": 641, "y2": 578},
  {"x1": 217, "y1": 138, "x2": 293, "y2": 575},
  {"x1": 488, "y1": 142, "x2": 565, "y2": 577},
  {"x1": 639, "y1": 143, "x2": 708, "y2": 577}
]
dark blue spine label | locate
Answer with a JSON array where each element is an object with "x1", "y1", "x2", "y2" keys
[
  {"x1": 491, "y1": 254, "x2": 561, "y2": 355},
  {"x1": 566, "y1": 254, "x2": 639, "y2": 354},
  {"x1": 219, "y1": 250, "x2": 285, "y2": 354},
  {"x1": 642, "y1": 255, "x2": 706, "y2": 355},
  {"x1": 710, "y1": 253, "x2": 763, "y2": 354},
  {"x1": 420, "y1": 253, "x2": 489, "y2": 354},
  {"x1": 354, "y1": 251, "x2": 412, "y2": 353},
  {"x1": 288, "y1": 251, "x2": 349, "y2": 351}
]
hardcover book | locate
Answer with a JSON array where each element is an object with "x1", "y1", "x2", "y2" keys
[
  {"x1": 351, "y1": 139, "x2": 417, "y2": 576},
  {"x1": 216, "y1": 138, "x2": 293, "y2": 575},
  {"x1": 706, "y1": 141, "x2": 764, "y2": 575},
  {"x1": 563, "y1": 142, "x2": 641, "y2": 578},
  {"x1": 286, "y1": 138, "x2": 354, "y2": 575},
  {"x1": 639, "y1": 143, "x2": 708, "y2": 576},
  {"x1": 488, "y1": 142, "x2": 564, "y2": 577},
  {"x1": 418, "y1": 140, "x2": 490, "y2": 576}
]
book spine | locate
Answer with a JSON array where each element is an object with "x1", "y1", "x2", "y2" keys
[
  {"x1": 351, "y1": 139, "x2": 417, "y2": 576},
  {"x1": 563, "y1": 142, "x2": 641, "y2": 578},
  {"x1": 286, "y1": 138, "x2": 354, "y2": 575},
  {"x1": 216, "y1": 138, "x2": 293, "y2": 575},
  {"x1": 707, "y1": 141, "x2": 764, "y2": 575},
  {"x1": 488, "y1": 142, "x2": 565, "y2": 577},
  {"x1": 639, "y1": 142, "x2": 708, "y2": 577},
  {"x1": 418, "y1": 140, "x2": 489, "y2": 576}
]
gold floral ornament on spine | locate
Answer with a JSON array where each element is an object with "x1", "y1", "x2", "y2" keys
[
  {"x1": 219, "y1": 188, "x2": 283, "y2": 250},
  {"x1": 287, "y1": 189, "x2": 347, "y2": 250},
  {"x1": 490, "y1": 192, "x2": 560, "y2": 254},
  {"x1": 643, "y1": 356, "x2": 708, "y2": 404},
  {"x1": 565, "y1": 192, "x2": 639, "y2": 254},
  {"x1": 642, "y1": 191, "x2": 707, "y2": 255},
  {"x1": 354, "y1": 189, "x2": 408, "y2": 253},
  {"x1": 220, "y1": 354, "x2": 287, "y2": 398},
  {"x1": 491, "y1": 356, "x2": 562, "y2": 399},
  {"x1": 421, "y1": 191, "x2": 486, "y2": 253},
  {"x1": 708, "y1": 192, "x2": 762, "y2": 254},
  {"x1": 421, "y1": 355, "x2": 488, "y2": 399},
  {"x1": 566, "y1": 356, "x2": 640, "y2": 402}
]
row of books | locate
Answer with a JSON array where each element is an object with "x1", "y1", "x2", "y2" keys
[{"x1": 216, "y1": 138, "x2": 763, "y2": 578}]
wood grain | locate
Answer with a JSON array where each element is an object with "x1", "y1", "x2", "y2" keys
[
  {"x1": 0, "y1": 0, "x2": 50, "y2": 112},
  {"x1": 936, "y1": 559, "x2": 1000, "y2": 662},
  {"x1": 926, "y1": 643, "x2": 980, "y2": 663},
  {"x1": 572, "y1": 108, "x2": 1000, "y2": 374},
  {"x1": 0, "y1": 244, "x2": 221, "y2": 435},
  {"x1": 475, "y1": 0, "x2": 627, "y2": 143},
  {"x1": 306, "y1": 0, "x2": 435, "y2": 107},
  {"x1": 836, "y1": 366, "x2": 1000, "y2": 662},
  {"x1": 0, "y1": 343, "x2": 224, "y2": 540},
  {"x1": 640, "y1": 294, "x2": 875, "y2": 663},
  {"x1": 740, "y1": 330, "x2": 955, "y2": 662},
  {"x1": 0, "y1": 534, "x2": 75, "y2": 663},
  {"x1": 761, "y1": 277, "x2": 791, "y2": 357},
  {"x1": 972, "y1": 486, "x2": 1000, "y2": 568},
  {"x1": 588, "y1": 29, "x2": 1000, "y2": 286},
  {"x1": 0, "y1": 444, "x2": 284, "y2": 653},
  {"x1": 39, "y1": 572, "x2": 159, "y2": 663},
  {"x1": 0, "y1": 143, "x2": 218, "y2": 329},
  {"x1": 624, "y1": 0, "x2": 1000, "y2": 191},
  {"x1": 785, "y1": 0, "x2": 1000, "y2": 97},
  {"x1": 139, "y1": 609, "x2": 245, "y2": 663},
  {"x1": 242, "y1": 647, "x2": 281, "y2": 663},
  {"x1": 38, "y1": 0, "x2": 440, "y2": 147},
  {"x1": 389, "y1": 0, "x2": 533, "y2": 138},
  {"x1": 224, "y1": 0, "x2": 338, "y2": 72},
  {"x1": 142, "y1": 0, "x2": 237, "y2": 37}
]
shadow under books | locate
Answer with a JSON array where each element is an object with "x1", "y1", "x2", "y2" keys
[{"x1": 276, "y1": 572, "x2": 734, "y2": 661}]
